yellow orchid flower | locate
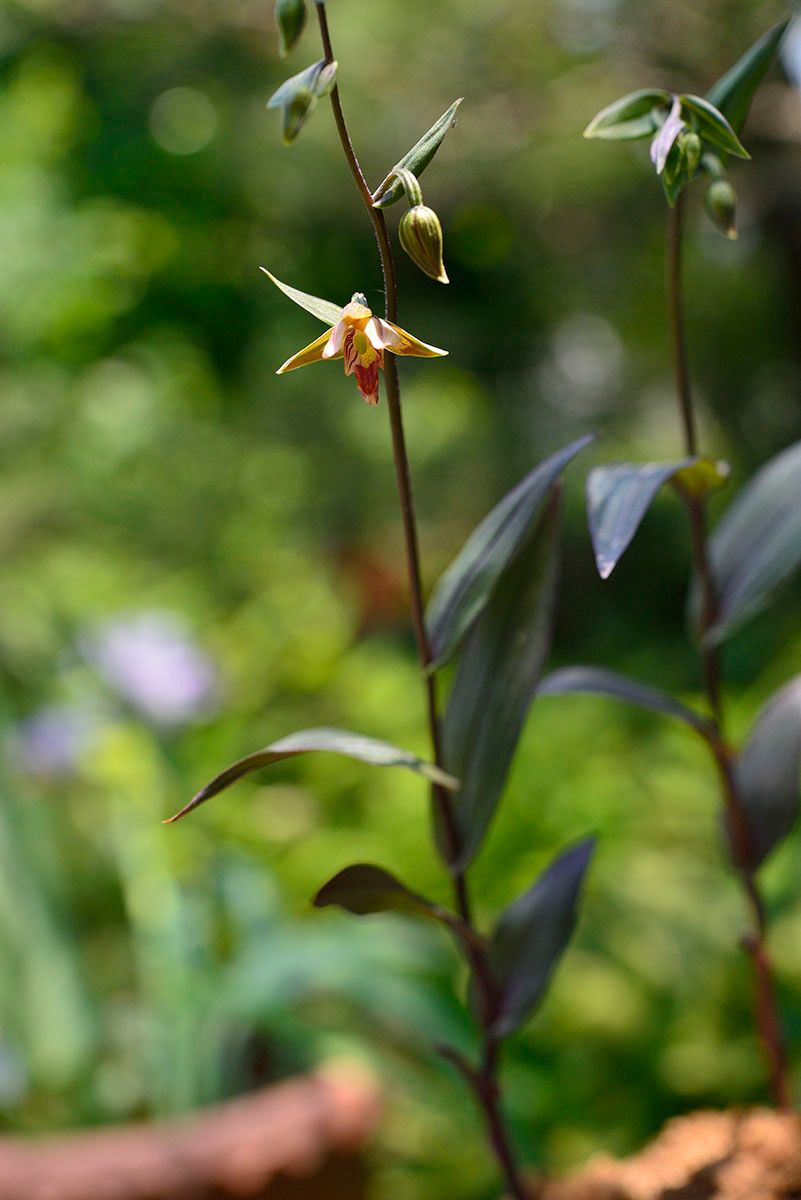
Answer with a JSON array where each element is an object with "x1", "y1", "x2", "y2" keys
[{"x1": 262, "y1": 269, "x2": 447, "y2": 406}]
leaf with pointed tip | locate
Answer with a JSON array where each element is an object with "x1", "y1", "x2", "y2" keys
[
  {"x1": 440, "y1": 499, "x2": 560, "y2": 870},
  {"x1": 680, "y1": 94, "x2": 750, "y2": 159},
  {"x1": 484, "y1": 839, "x2": 595, "y2": 1039},
  {"x1": 427, "y1": 435, "x2": 592, "y2": 668},
  {"x1": 706, "y1": 21, "x2": 789, "y2": 135},
  {"x1": 166, "y1": 728, "x2": 458, "y2": 823},
  {"x1": 313, "y1": 863, "x2": 444, "y2": 920},
  {"x1": 372, "y1": 99, "x2": 463, "y2": 208},
  {"x1": 538, "y1": 666, "x2": 713, "y2": 737},
  {"x1": 259, "y1": 267, "x2": 343, "y2": 326},
  {"x1": 583, "y1": 89, "x2": 669, "y2": 141},
  {"x1": 735, "y1": 676, "x2": 801, "y2": 869},
  {"x1": 586, "y1": 458, "x2": 695, "y2": 579},
  {"x1": 695, "y1": 440, "x2": 801, "y2": 643}
]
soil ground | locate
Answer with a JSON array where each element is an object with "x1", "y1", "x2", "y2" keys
[{"x1": 531, "y1": 1109, "x2": 801, "y2": 1200}]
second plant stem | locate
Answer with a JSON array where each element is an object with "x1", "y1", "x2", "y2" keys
[
  {"x1": 314, "y1": 4, "x2": 530, "y2": 1195},
  {"x1": 667, "y1": 193, "x2": 790, "y2": 1109}
]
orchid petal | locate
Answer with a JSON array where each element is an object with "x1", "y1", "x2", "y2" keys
[
  {"x1": 376, "y1": 319, "x2": 448, "y2": 359},
  {"x1": 277, "y1": 329, "x2": 334, "y2": 374},
  {"x1": 650, "y1": 96, "x2": 685, "y2": 175},
  {"x1": 322, "y1": 318, "x2": 347, "y2": 359},
  {"x1": 364, "y1": 317, "x2": 388, "y2": 351}
]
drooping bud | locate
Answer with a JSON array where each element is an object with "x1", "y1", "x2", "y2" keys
[
  {"x1": 705, "y1": 178, "x2": 738, "y2": 239},
  {"x1": 267, "y1": 59, "x2": 337, "y2": 145},
  {"x1": 275, "y1": 0, "x2": 307, "y2": 57},
  {"x1": 677, "y1": 129, "x2": 701, "y2": 177},
  {"x1": 399, "y1": 205, "x2": 449, "y2": 284}
]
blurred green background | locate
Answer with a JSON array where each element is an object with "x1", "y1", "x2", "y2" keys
[{"x1": 1, "y1": 0, "x2": 801, "y2": 1195}]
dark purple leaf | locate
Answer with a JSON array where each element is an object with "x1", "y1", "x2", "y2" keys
[
  {"x1": 735, "y1": 676, "x2": 801, "y2": 868},
  {"x1": 426, "y1": 435, "x2": 592, "y2": 668},
  {"x1": 586, "y1": 458, "x2": 694, "y2": 579},
  {"x1": 538, "y1": 666, "x2": 713, "y2": 737},
  {"x1": 697, "y1": 440, "x2": 801, "y2": 643},
  {"x1": 313, "y1": 863, "x2": 443, "y2": 920},
  {"x1": 440, "y1": 499, "x2": 560, "y2": 870},
  {"x1": 485, "y1": 839, "x2": 595, "y2": 1039}
]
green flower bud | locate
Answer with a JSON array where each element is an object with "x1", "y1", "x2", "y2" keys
[
  {"x1": 267, "y1": 60, "x2": 337, "y2": 145},
  {"x1": 705, "y1": 178, "x2": 738, "y2": 240},
  {"x1": 282, "y1": 84, "x2": 315, "y2": 143},
  {"x1": 275, "y1": 0, "x2": 307, "y2": 57},
  {"x1": 678, "y1": 130, "x2": 701, "y2": 177},
  {"x1": 399, "y1": 205, "x2": 449, "y2": 284}
]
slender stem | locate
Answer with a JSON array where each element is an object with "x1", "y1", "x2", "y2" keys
[
  {"x1": 667, "y1": 195, "x2": 790, "y2": 1109},
  {"x1": 314, "y1": 3, "x2": 529, "y2": 1191}
]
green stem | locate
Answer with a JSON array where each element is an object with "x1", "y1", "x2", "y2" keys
[
  {"x1": 667, "y1": 193, "x2": 790, "y2": 1109},
  {"x1": 314, "y1": 4, "x2": 529, "y2": 1193}
]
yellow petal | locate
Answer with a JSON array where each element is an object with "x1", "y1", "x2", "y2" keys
[
  {"x1": 379, "y1": 319, "x2": 448, "y2": 359},
  {"x1": 277, "y1": 329, "x2": 339, "y2": 374}
]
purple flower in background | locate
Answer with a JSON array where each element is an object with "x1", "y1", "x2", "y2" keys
[
  {"x1": 86, "y1": 612, "x2": 218, "y2": 727},
  {"x1": 16, "y1": 705, "x2": 96, "y2": 776}
]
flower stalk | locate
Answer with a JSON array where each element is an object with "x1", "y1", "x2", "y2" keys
[
  {"x1": 667, "y1": 192, "x2": 790, "y2": 1109},
  {"x1": 313, "y1": 2, "x2": 529, "y2": 1193}
]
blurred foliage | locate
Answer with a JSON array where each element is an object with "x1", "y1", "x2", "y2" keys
[{"x1": 0, "y1": 0, "x2": 801, "y2": 1198}]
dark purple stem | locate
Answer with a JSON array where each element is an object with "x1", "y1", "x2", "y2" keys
[
  {"x1": 313, "y1": 3, "x2": 530, "y2": 1192},
  {"x1": 667, "y1": 193, "x2": 790, "y2": 1109}
]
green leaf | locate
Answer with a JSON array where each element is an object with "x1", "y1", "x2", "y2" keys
[
  {"x1": 586, "y1": 458, "x2": 695, "y2": 579},
  {"x1": 259, "y1": 267, "x2": 344, "y2": 326},
  {"x1": 440, "y1": 498, "x2": 560, "y2": 870},
  {"x1": 680, "y1": 94, "x2": 750, "y2": 160},
  {"x1": 372, "y1": 99, "x2": 463, "y2": 208},
  {"x1": 697, "y1": 440, "x2": 801, "y2": 643},
  {"x1": 706, "y1": 21, "x2": 789, "y2": 135},
  {"x1": 538, "y1": 666, "x2": 713, "y2": 738},
  {"x1": 166, "y1": 728, "x2": 458, "y2": 823},
  {"x1": 735, "y1": 676, "x2": 801, "y2": 869},
  {"x1": 427, "y1": 435, "x2": 592, "y2": 668},
  {"x1": 484, "y1": 839, "x2": 595, "y2": 1039},
  {"x1": 313, "y1": 863, "x2": 444, "y2": 920},
  {"x1": 583, "y1": 89, "x2": 669, "y2": 141}
]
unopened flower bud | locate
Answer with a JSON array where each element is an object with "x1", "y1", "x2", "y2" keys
[
  {"x1": 705, "y1": 178, "x2": 738, "y2": 240},
  {"x1": 678, "y1": 130, "x2": 701, "y2": 177},
  {"x1": 275, "y1": 0, "x2": 307, "y2": 57},
  {"x1": 267, "y1": 60, "x2": 336, "y2": 145},
  {"x1": 314, "y1": 60, "x2": 338, "y2": 99},
  {"x1": 282, "y1": 84, "x2": 314, "y2": 143},
  {"x1": 399, "y1": 205, "x2": 449, "y2": 284}
]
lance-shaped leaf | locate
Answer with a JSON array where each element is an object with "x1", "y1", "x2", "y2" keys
[
  {"x1": 483, "y1": 839, "x2": 595, "y2": 1040},
  {"x1": 679, "y1": 94, "x2": 750, "y2": 159},
  {"x1": 584, "y1": 89, "x2": 669, "y2": 141},
  {"x1": 735, "y1": 676, "x2": 801, "y2": 869},
  {"x1": 166, "y1": 728, "x2": 457, "y2": 823},
  {"x1": 441, "y1": 498, "x2": 560, "y2": 870},
  {"x1": 427, "y1": 434, "x2": 592, "y2": 668},
  {"x1": 259, "y1": 267, "x2": 344, "y2": 326},
  {"x1": 586, "y1": 458, "x2": 694, "y2": 579},
  {"x1": 696, "y1": 440, "x2": 801, "y2": 643},
  {"x1": 538, "y1": 666, "x2": 713, "y2": 738},
  {"x1": 314, "y1": 863, "x2": 445, "y2": 920},
  {"x1": 706, "y1": 20, "x2": 789, "y2": 135},
  {"x1": 372, "y1": 99, "x2": 463, "y2": 208}
]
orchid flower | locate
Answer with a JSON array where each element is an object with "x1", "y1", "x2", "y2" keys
[{"x1": 262, "y1": 269, "x2": 447, "y2": 405}]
